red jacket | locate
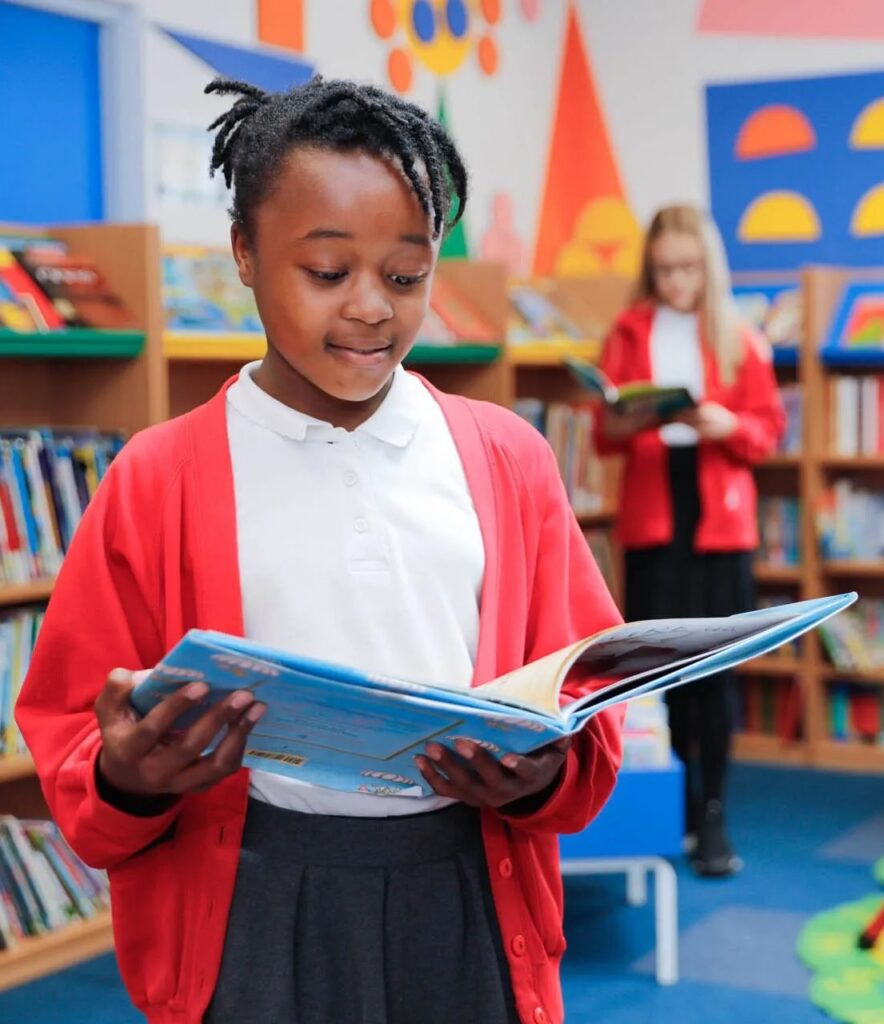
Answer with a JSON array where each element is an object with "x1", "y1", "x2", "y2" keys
[
  {"x1": 596, "y1": 303, "x2": 785, "y2": 551},
  {"x1": 16, "y1": 376, "x2": 624, "y2": 1024}
]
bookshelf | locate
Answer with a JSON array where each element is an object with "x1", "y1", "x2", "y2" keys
[
  {"x1": 0, "y1": 221, "x2": 165, "y2": 985},
  {"x1": 730, "y1": 265, "x2": 884, "y2": 772}
]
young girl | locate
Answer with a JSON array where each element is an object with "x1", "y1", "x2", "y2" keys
[
  {"x1": 16, "y1": 78, "x2": 624, "y2": 1024},
  {"x1": 596, "y1": 205, "x2": 784, "y2": 877}
]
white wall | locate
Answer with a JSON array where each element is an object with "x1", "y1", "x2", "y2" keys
[
  {"x1": 129, "y1": 0, "x2": 884, "y2": 253},
  {"x1": 581, "y1": 0, "x2": 884, "y2": 227}
]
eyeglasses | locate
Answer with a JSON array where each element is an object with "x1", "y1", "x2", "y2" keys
[{"x1": 650, "y1": 259, "x2": 704, "y2": 278}]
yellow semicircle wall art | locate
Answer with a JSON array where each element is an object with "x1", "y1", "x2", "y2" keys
[
  {"x1": 850, "y1": 97, "x2": 884, "y2": 150},
  {"x1": 735, "y1": 104, "x2": 816, "y2": 160},
  {"x1": 737, "y1": 191, "x2": 822, "y2": 243},
  {"x1": 851, "y1": 184, "x2": 884, "y2": 237}
]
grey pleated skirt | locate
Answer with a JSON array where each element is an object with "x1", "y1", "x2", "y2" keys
[{"x1": 204, "y1": 798, "x2": 519, "y2": 1024}]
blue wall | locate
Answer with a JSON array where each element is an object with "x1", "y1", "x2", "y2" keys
[{"x1": 0, "y1": 2, "x2": 103, "y2": 223}]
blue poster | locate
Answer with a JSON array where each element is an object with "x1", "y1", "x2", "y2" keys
[{"x1": 707, "y1": 70, "x2": 884, "y2": 271}]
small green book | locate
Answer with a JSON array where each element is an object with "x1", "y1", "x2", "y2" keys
[{"x1": 566, "y1": 357, "x2": 697, "y2": 419}]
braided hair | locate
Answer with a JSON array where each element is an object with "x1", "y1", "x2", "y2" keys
[{"x1": 206, "y1": 76, "x2": 468, "y2": 241}]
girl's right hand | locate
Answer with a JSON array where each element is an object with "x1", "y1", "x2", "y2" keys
[{"x1": 95, "y1": 669, "x2": 267, "y2": 799}]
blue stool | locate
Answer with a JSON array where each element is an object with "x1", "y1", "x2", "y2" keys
[{"x1": 559, "y1": 759, "x2": 684, "y2": 984}]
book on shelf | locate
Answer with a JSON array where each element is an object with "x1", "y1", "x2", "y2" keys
[
  {"x1": 778, "y1": 383, "x2": 803, "y2": 456},
  {"x1": 566, "y1": 358, "x2": 697, "y2": 419},
  {"x1": 816, "y1": 482, "x2": 884, "y2": 561},
  {"x1": 818, "y1": 597, "x2": 884, "y2": 671},
  {"x1": 737, "y1": 676, "x2": 802, "y2": 741},
  {"x1": 583, "y1": 528, "x2": 616, "y2": 595},
  {"x1": 757, "y1": 497, "x2": 801, "y2": 566},
  {"x1": 827, "y1": 683, "x2": 882, "y2": 745},
  {"x1": 0, "y1": 608, "x2": 43, "y2": 758},
  {"x1": 0, "y1": 247, "x2": 64, "y2": 332},
  {"x1": 427, "y1": 275, "x2": 498, "y2": 344},
  {"x1": 12, "y1": 249, "x2": 137, "y2": 330},
  {"x1": 508, "y1": 286, "x2": 582, "y2": 344},
  {"x1": 514, "y1": 398, "x2": 605, "y2": 515},
  {"x1": 163, "y1": 245, "x2": 263, "y2": 335},
  {"x1": 0, "y1": 429, "x2": 124, "y2": 587},
  {"x1": 0, "y1": 816, "x2": 109, "y2": 950},
  {"x1": 828, "y1": 375, "x2": 884, "y2": 456},
  {"x1": 130, "y1": 594, "x2": 855, "y2": 798},
  {"x1": 732, "y1": 282, "x2": 802, "y2": 350},
  {"x1": 621, "y1": 694, "x2": 671, "y2": 768}
]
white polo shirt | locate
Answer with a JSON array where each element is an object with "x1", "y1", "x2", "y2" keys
[{"x1": 225, "y1": 362, "x2": 485, "y2": 816}]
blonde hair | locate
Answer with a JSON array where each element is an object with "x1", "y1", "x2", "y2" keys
[{"x1": 635, "y1": 205, "x2": 742, "y2": 384}]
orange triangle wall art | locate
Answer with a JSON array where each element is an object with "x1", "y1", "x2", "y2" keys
[{"x1": 533, "y1": 3, "x2": 640, "y2": 277}]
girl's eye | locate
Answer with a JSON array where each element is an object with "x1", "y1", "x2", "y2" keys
[
  {"x1": 307, "y1": 269, "x2": 347, "y2": 282},
  {"x1": 389, "y1": 274, "x2": 426, "y2": 288}
]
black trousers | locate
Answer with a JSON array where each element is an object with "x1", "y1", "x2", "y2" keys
[{"x1": 624, "y1": 446, "x2": 754, "y2": 810}]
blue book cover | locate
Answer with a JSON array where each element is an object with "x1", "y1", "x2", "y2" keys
[{"x1": 131, "y1": 594, "x2": 856, "y2": 798}]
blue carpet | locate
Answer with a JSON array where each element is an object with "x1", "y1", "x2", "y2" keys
[{"x1": 1, "y1": 764, "x2": 881, "y2": 1023}]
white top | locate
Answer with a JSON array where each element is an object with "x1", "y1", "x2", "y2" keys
[
  {"x1": 225, "y1": 363, "x2": 485, "y2": 816},
  {"x1": 649, "y1": 305, "x2": 704, "y2": 447}
]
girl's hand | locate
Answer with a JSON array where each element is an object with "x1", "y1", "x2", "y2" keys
[
  {"x1": 601, "y1": 406, "x2": 659, "y2": 442},
  {"x1": 685, "y1": 401, "x2": 738, "y2": 440},
  {"x1": 415, "y1": 737, "x2": 571, "y2": 809},
  {"x1": 95, "y1": 669, "x2": 267, "y2": 799}
]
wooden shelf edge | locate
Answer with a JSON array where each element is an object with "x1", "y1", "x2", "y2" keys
[
  {"x1": 820, "y1": 456, "x2": 884, "y2": 470},
  {"x1": 812, "y1": 741, "x2": 884, "y2": 773},
  {"x1": 737, "y1": 657, "x2": 804, "y2": 677},
  {"x1": 0, "y1": 754, "x2": 35, "y2": 784},
  {"x1": 0, "y1": 578, "x2": 55, "y2": 607},
  {"x1": 753, "y1": 564, "x2": 803, "y2": 584},
  {"x1": 0, "y1": 910, "x2": 114, "y2": 992},
  {"x1": 508, "y1": 339, "x2": 601, "y2": 366},
  {"x1": 820, "y1": 666, "x2": 884, "y2": 686},
  {"x1": 760, "y1": 454, "x2": 802, "y2": 468},
  {"x1": 733, "y1": 733, "x2": 808, "y2": 766},
  {"x1": 821, "y1": 560, "x2": 884, "y2": 578}
]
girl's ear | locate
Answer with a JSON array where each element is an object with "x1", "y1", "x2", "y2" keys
[{"x1": 231, "y1": 222, "x2": 255, "y2": 288}]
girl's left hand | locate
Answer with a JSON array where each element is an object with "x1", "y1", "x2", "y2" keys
[
  {"x1": 415, "y1": 737, "x2": 571, "y2": 809},
  {"x1": 679, "y1": 402, "x2": 738, "y2": 440}
]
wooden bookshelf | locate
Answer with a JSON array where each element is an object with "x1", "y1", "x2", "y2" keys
[
  {"x1": 821, "y1": 560, "x2": 884, "y2": 579},
  {"x1": 0, "y1": 579, "x2": 55, "y2": 607},
  {"x1": 0, "y1": 222, "x2": 167, "y2": 989},
  {"x1": 819, "y1": 666, "x2": 884, "y2": 685},
  {"x1": 739, "y1": 656, "x2": 804, "y2": 677},
  {"x1": 0, "y1": 754, "x2": 36, "y2": 784},
  {"x1": 733, "y1": 732, "x2": 809, "y2": 766},
  {"x1": 753, "y1": 563, "x2": 803, "y2": 585},
  {"x1": 0, "y1": 911, "x2": 114, "y2": 992}
]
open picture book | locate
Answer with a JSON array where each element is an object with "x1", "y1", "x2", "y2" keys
[
  {"x1": 129, "y1": 593, "x2": 855, "y2": 798},
  {"x1": 566, "y1": 357, "x2": 697, "y2": 419}
]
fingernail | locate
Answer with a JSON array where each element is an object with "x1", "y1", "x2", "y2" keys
[
  {"x1": 183, "y1": 682, "x2": 209, "y2": 700},
  {"x1": 426, "y1": 744, "x2": 442, "y2": 762},
  {"x1": 503, "y1": 756, "x2": 519, "y2": 769},
  {"x1": 230, "y1": 691, "x2": 254, "y2": 710},
  {"x1": 245, "y1": 702, "x2": 266, "y2": 723},
  {"x1": 455, "y1": 741, "x2": 474, "y2": 760}
]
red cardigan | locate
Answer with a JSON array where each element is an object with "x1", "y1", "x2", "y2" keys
[
  {"x1": 596, "y1": 303, "x2": 785, "y2": 551},
  {"x1": 16, "y1": 376, "x2": 624, "y2": 1024}
]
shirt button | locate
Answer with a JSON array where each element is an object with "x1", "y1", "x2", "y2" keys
[
  {"x1": 354, "y1": 518, "x2": 369, "y2": 533},
  {"x1": 343, "y1": 470, "x2": 358, "y2": 487},
  {"x1": 534, "y1": 1008, "x2": 548, "y2": 1024},
  {"x1": 511, "y1": 934, "x2": 527, "y2": 956},
  {"x1": 498, "y1": 858, "x2": 513, "y2": 878}
]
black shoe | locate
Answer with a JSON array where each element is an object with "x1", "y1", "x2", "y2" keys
[
  {"x1": 682, "y1": 798, "x2": 702, "y2": 854},
  {"x1": 691, "y1": 800, "x2": 743, "y2": 878}
]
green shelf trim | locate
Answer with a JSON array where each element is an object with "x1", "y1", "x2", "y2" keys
[
  {"x1": 0, "y1": 329, "x2": 145, "y2": 358},
  {"x1": 405, "y1": 343, "x2": 501, "y2": 365}
]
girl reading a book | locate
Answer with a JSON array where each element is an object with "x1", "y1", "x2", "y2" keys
[
  {"x1": 596, "y1": 205, "x2": 784, "y2": 877},
  {"x1": 17, "y1": 78, "x2": 624, "y2": 1024}
]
